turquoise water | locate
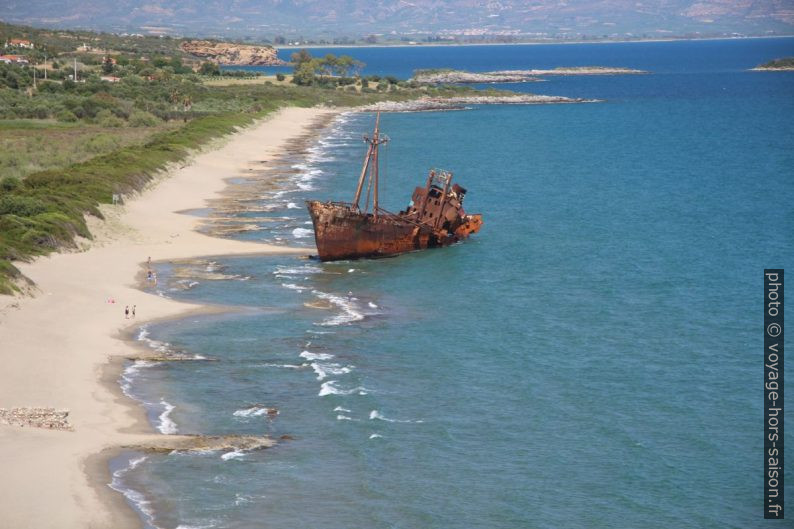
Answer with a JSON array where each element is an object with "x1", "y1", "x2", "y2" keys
[{"x1": 117, "y1": 39, "x2": 794, "y2": 529}]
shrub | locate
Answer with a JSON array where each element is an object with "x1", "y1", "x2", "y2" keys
[
  {"x1": 276, "y1": 73, "x2": 285, "y2": 81},
  {"x1": 84, "y1": 134, "x2": 121, "y2": 153},
  {"x1": 1, "y1": 176, "x2": 21, "y2": 192},
  {"x1": 56, "y1": 109, "x2": 78, "y2": 122},
  {"x1": 96, "y1": 109, "x2": 124, "y2": 128},
  {"x1": 0, "y1": 195, "x2": 48, "y2": 217},
  {"x1": 128, "y1": 110, "x2": 160, "y2": 127}
]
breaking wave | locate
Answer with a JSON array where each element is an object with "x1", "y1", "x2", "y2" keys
[
  {"x1": 311, "y1": 362, "x2": 353, "y2": 381},
  {"x1": 233, "y1": 406, "x2": 278, "y2": 419},
  {"x1": 292, "y1": 227, "x2": 313, "y2": 239},
  {"x1": 299, "y1": 350, "x2": 334, "y2": 361},
  {"x1": 319, "y1": 381, "x2": 372, "y2": 397},
  {"x1": 313, "y1": 290, "x2": 365, "y2": 326},
  {"x1": 109, "y1": 455, "x2": 158, "y2": 529},
  {"x1": 369, "y1": 410, "x2": 423, "y2": 423},
  {"x1": 157, "y1": 399, "x2": 178, "y2": 434}
]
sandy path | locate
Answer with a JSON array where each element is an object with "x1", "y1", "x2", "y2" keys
[{"x1": 0, "y1": 107, "x2": 332, "y2": 528}]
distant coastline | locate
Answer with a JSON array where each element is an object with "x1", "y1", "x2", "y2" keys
[{"x1": 276, "y1": 34, "x2": 794, "y2": 50}]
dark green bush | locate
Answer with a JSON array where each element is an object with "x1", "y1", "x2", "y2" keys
[{"x1": 0, "y1": 195, "x2": 48, "y2": 216}]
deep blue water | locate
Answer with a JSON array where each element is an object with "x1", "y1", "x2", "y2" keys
[{"x1": 117, "y1": 39, "x2": 794, "y2": 529}]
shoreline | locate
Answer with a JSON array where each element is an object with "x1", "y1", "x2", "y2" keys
[
  {"x1": 0, "y1": 106, "x2": 335, "y2": 528},
  {"x1": 273, "y1": 34, "x2": 794, "y2": 50}
]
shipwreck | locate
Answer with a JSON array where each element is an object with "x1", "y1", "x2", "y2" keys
[{"x1": 306, "y1": 113, "x2": 483, "y2": 261}]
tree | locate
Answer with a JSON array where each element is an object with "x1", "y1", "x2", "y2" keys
[
  {"x1": 101, "y1": 56, "x2": 114, "y2": 75},
  {"x1": 199, "y1": 61, "x2": 220, "y2": 76},
  {"x1": 290, "y1": 49, "x2": 312, "y2": 65},
  {"x1": 291, "y1": 60, "x2": 317, "y2": 86}
]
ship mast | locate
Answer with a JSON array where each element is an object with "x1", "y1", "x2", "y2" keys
[{"x1": 352, "y1": 112, "x2": 388, "y2": 220}]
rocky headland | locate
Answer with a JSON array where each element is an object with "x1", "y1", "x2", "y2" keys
[
  {"x1": 492, "y1": 66, "x2": 647, "y2": 76},
  {"x1": 751, "y1": 57, "x2": 794, "y2": 71},
  {"x1": 181, "y1": 40, "x2": 287, "y2": 66},
  {"x1": 412, "y1": 66, "x2": 646, "y2": 84},
  {"x1": 412, "y1": 69, "x2": 543, "y2": 84},
  {"x1": 359, "y1": 94, "x2": 600, "y2": 112}
]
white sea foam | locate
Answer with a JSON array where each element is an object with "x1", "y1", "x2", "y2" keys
[
  {"x1": 260, "y1": 363, "x2": 306, "y2": 369},
  {"x1": 233, "y1": 406, "x2": 277, "y2": 418},
  {"x1": 221, "y1": 450, "x2": 246, "y2": 461},
  {"x1": 119, "y1": 360, "x2": 156, "y2": 398},
  {"x1": 273, "y1": 264, "x2": 324, "y2": 277},
  {"x1": 312, "y1": 290, "x2": 364, "y2": 326},
  {"x1": 299, "y1": 350, "x2": 334, "y2": 361},
  {"x1": 311, "y1": 362, "x2": 352, "y2": 381},
  {"x1": 319, "y1": 381, "x2": 371, "y2": 397},
  {"x1": 348, "y1": 268, "x2": 356, "y2": 273},
  {"x1": 369, "y1": 410, "x2": 422, "y2": 423},
  {"x1": 234, "y1": 494, "x2": 254, "y2": 506},
  {"x1": 369, "y1": 433, "x2": 383, "y2": 439},
  {"x1": 157, "y1": 399, "x2": 178, "y2": 434},
  {"x1": 336, "y1": 414, "x2": 354, "y2": 421},
  {"x1": 286, "y1": 202, "x2": 300, "y2": 209},
  {"x1": 368, "y1": 302, "x2": 378, "y2": 309},
  {"x1": 334, "y1": 406, "x2": 351, "y2": 413},
  {"x1": 281, "y1": 282, "x2": 307, "y2": 292},
  {"x1": 292, "y1": 227, "x2": 313, "y2": 238},
  {"x1": 109, "y1": 455, "x2": 159, "y2": 527}
]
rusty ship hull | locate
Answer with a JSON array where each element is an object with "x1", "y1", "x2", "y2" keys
[
  {"x1": 307, "y1": 200, "x2": 482, "y2": 261},
  {"x1": 306, "y1": 113, "x2": 482, "y2": 262}
]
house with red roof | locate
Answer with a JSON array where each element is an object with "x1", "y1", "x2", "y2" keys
[{"x1": 6, "y1": 39, "x2": 35, "y2": 49}]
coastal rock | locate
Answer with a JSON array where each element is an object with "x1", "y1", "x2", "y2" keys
[
  {"x1": 0, "y1": 407, "x2": 73, "y2": 431},
  {"x1": 751, "y1": 58, "x2": 794, "y2": 71},
  {"x1": 412, "y1": 69, "x2": 542, "y2": 84},
  {"x1": 181, "y1": 40, "x2": 286, "y2": 66},
  {"x1": 491, "y1": 66, "x2": 647, "y2": 76},
  {"x1": 412, "y1": 66, "x2": 646, "y2": 84},
  {"x1": 125, "y1": 434, "x2": 276, "y2": 453},
  {"x1": 359, "y1": 94, "x2": 600, "y2": 113}
]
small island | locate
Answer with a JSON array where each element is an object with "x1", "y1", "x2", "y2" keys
[
  {"x1": 412, "y1": 66, "x2": 647, "y2": 84},
  {"x1": 751, "y1": 57, "x2": 794, "y2": 71}
]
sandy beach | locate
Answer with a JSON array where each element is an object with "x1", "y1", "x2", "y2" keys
[{"x1": 0, "y1": 106, "x2": 332, "y2": 528}]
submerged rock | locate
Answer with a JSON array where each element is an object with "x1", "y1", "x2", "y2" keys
[{"x1": 126, "y1": 434, "x2": 276, "y2": 454}]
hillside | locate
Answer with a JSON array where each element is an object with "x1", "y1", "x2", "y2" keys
[{"x1": 3, "y1": 0, "x2": 794, "y2": 41}]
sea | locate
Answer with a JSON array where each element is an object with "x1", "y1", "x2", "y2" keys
[{"x1": 112, "y1": 38, "x2": 794, "y2": 529}]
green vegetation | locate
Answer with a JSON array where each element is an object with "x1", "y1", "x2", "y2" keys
[
  {"x1": 0, "y1": 23, "x2": 504, "y2": 294},
  {"x1": 757, "y1": 57, "x2": 794, "y2": 69},
  {"x1": 290, "y1": 51, "x2": 364, "y2": 86}
]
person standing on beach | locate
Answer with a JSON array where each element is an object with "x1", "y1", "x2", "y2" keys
[
  {"x1": 132, "y1": 305, "x2": 136, "y2": 318},
  {"x1": 125, "y1": 306, "x2": 129, "y2": 319}
]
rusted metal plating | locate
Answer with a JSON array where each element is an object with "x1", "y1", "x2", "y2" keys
[{"x1": 306, "y1": 115, "x2": 482, "y2": 261}]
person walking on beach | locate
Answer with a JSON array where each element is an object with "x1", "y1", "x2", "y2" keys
[
  {"x1": 124, "y1": 306, "x2": 129, "y2": 319},
  {"x1": 132, "y1": 305, "x2": 136, "y2": 318}
]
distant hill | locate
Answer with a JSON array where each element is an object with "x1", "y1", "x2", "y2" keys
[{"x1": 2, "y1": 1, "x2": 793, "y2": 42}]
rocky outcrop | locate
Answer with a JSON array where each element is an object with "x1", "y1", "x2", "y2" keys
[
  {"x1": 359, "y1": 94, "x2": 600, "y2": 112},
  {"x1": 751, "y1": 57, "x2": 794, "y2": 71},
  {"x1": 492, "y1": 66, "x2": 647, "y2": 76},
  {"x1": 412, "y1": 70, "x2": 542, "y2": 84},
  {"x1": 413, "y1": 66, "x2": 646, "y2": 84},
  {"x1": 180, "y1": 40, "x2": 286, "y2": 66},
  {"x1": 124, "y1": 434, "x2": 276, "y2": 454}
]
